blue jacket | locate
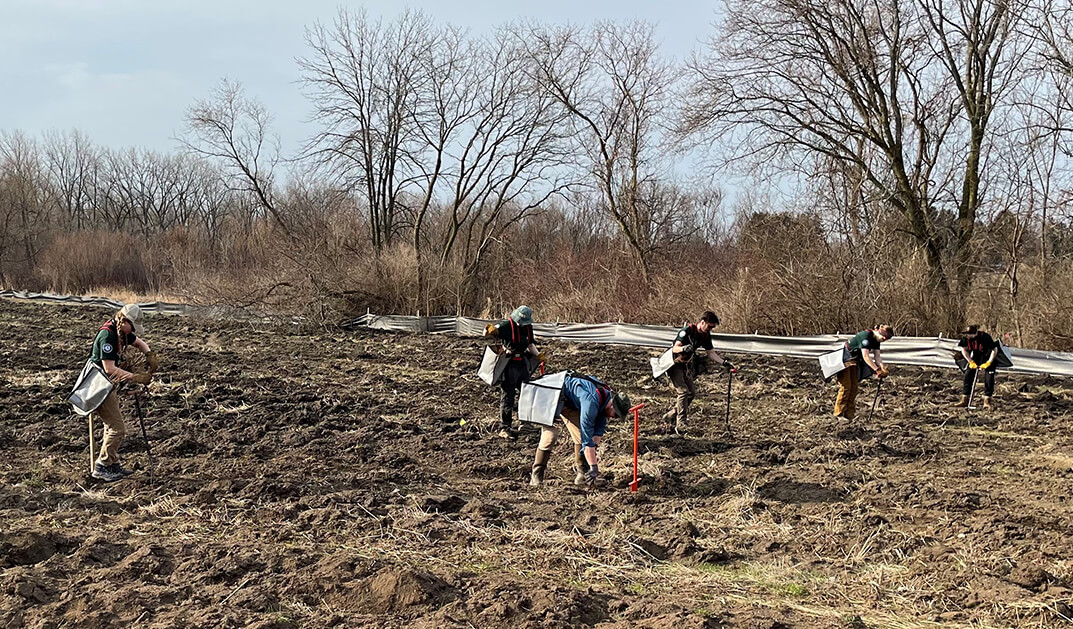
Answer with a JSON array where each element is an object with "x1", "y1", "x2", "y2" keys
[{"x1": 562, "y1": 375, "x2": 611, "y2": 448}]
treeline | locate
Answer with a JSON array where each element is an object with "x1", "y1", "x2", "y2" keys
[{"x1": 2, "y1": 3, "x2": 1073, "y2": 349}]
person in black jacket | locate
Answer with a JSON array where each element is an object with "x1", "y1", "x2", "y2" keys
[
  {"x1": 484, "y1": 305, "x2": 541, "y2": 438},
  {"x1": 955, "y1": 324, "x2": 999, "y2": 410},
  {"x1": 661, "y1": 311, "x2": 731, "y2": 433}
]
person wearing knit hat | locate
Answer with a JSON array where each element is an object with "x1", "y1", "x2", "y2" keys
[{"x1": 529, "y1": 372, "x2": 630, "y2": 488}]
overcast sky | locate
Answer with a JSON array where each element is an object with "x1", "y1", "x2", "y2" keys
[{"x1": 1, "y1": 0, "x2": 721, "y2": 155}]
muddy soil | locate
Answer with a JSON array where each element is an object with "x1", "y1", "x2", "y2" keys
[{"x1": 1, "y1": 298, "x2": 1072, "y2": 628}]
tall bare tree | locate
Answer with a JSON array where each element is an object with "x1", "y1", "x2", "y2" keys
[
  {"x1": 919, "y1": 0, "x2": 1035, "y2": 294},
  {"x1": 299, "y1": 9, "x2": 433, "y2": 251},
  {"x1": 434, "y1": 30, "x2": 574, "y2": 309},
  {"x1": 181, "y1": 79, "x2": 291, "y2": 239},
  {"x1": 522, "y1": 21, "x2": 681, "y2": 285},
  {"x1": 684, "y1": 0, "x2": 1033, "y2": 314}
]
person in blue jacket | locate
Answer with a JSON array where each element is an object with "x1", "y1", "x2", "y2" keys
[{"x1": 529, "y1": 373, "x2": 630, "y2": 488}]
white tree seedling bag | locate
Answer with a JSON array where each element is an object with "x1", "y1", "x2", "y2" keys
[{"x1": 518, "y1": 370, "x2": 568, "y2": 427}]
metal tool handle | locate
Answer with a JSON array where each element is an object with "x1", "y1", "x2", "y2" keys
[
  {"x1": 966, "y1": 368, "x2": 980, "y2": 409},
  {"x1": 133, "y1": 392, "x2": 155, "y2": 483}
]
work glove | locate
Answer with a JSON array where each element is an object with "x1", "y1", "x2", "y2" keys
[
  {"x1": 981, "y1": 361, "x2": 992, "y2": 370},
  {"x1": 146, "y1": 351, "x2": 160, "y2": 373},
  {"x1": 131, "y1": 372, "x2": 152, "y2": 385},
  {"x1": 968, "y1": 360, "x2": 978, "y2": 370},
  {"x1": 537, "y1": 352, "x2": 546, "y2": 362},
  {"x1": 484, "y1": 323, "x2": 497, "y2": 337},
  {"x1": 876, "y1": 368, "x2": 890, "y2": 379},
  {"x1": 722, "y1": 360, "x2": 735, "y2": 371},
  {"x1": 679, "y1": 344, "x2": 694, "y2": 354}
]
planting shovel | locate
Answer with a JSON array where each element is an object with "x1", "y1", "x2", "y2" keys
[
  {"x1": 724, "y1": 368, "x2": 737, "y2": 435},
  {"x1": 88, "y1": 415, "x2": 95, "y2": 473},
  {"x1": 867, "y1": 378, "x2": 882, "y2": 423},
  {"x1": 966, "y1": 368, "x2": 981, "y2": 410},
  {"x1": 628, "y1": 403, "x2": 645, "y2": 492},
  {"x1": 133, "y1": 391, "x2": 155, "y2": 483}
]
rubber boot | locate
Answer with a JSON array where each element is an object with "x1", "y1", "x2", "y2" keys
[
  {"x1": 530, "y1": 448, "x2": 552, "y2": 487},
  {"x1": 573, "y1": 444, "x2": 590, "y2": 486},
  {"x1": 982, "y1": 396, "x2": 993, "y2": 410},
  {"x1": 954, "y1": 395, "x2": 969, "y2": 408}
]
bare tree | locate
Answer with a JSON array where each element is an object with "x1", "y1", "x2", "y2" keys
[
  {"x1": 684, "y1": 0, "x2": 1034, "y2": 316},
  {"x1": 522, "y1": 21, "x2": 681, "y2": 285},
  {"x1": 42, "y1": 130, "x2": 102, "y2": 231},
  {"x1": 433, "y1": 30, "x2": 574, "y2": 309},
  {"x1": 0, "y1": 132, "x2": 49, "y2": 284},
  {"x1": 301, "y1": 13, "x2": 576, "y2": 311},
  {"x1": 181, "y1": 79, "x2": 291, "y2": 239},
  {"x1": 299, "y1": 9, "x2": 433, "y2": 251},
  {"x1": 919, "y1": 0, "x2": 1036, "y2": 294}
]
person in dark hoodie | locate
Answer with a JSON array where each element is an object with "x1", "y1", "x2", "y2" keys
[{"x1": 955, "y1": 324, "x2": 999, "y2": 410}]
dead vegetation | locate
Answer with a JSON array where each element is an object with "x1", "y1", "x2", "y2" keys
[{"x1": 1, "y1": 298, "x2": 1072, "y2": 627}]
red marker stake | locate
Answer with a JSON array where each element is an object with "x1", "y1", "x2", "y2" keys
[{"x1": 628, "y1": 403, "x2": 645, "y2": 492}]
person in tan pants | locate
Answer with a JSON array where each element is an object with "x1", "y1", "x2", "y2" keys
[
  {"x1": 534, "y1": 407, "x2": 589, "y2": 486},
  {"x1": 833, "y1": 326, "x2": 892, "y2": 419},
  {"x1": 88, "y1": 304, "x2": 158, "y2": 482},
  {"x1": 662, "y1": 311, "x2": 731, "y2": 433},
  {"x1": 529, "y1": 373, "x2": 630, "y2": 488}
]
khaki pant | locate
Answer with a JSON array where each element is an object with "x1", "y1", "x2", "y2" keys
[
  {"x1": 667, "y1": 364, "x2": 697, "y2": 423},
  {"x1": 537, "y1": 407, "x2": 583, "y2": 452},
  {"x1": 834, "y1": 365, "x2": 860, "y2": 419},
  {"x1": 94, "y1": 391, "x2": 126, "y2": 465}
]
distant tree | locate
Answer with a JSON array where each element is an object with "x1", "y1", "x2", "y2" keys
[
  {"x1": 521, "y1": 21, "x2": 682, "y2": 285},
  {"x1": 181, "y1": 79, "x2": 291, "y2": 239},
  {"x1": 684, "y1": 0, "x2": 1035, "y2": 316}
]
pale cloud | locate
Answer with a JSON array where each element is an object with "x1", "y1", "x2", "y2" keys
[{"x1": 1, "y1": 0, "x2": 720, "y2": 153}]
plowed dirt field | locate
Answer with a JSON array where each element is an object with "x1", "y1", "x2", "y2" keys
[{"x1": 2, "y1": 298, "x2": 1072, "y2": 628}]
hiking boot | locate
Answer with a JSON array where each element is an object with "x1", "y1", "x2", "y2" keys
[
  {"x1": 982, "y1": 396, "x2": 993, "y2": 410},
  {"x1": 954, "y1": 395, "x2": 969, "y2": 408},
  {"x1": 498, "y1": 427, "x2": 516, "y2": 440},
  {"x1": 91, "y1": 462, "x2": 123, "y2": 483},
  {"x1": 110, "y1": 463, "x2": 134, "y2": 477},
  {"x1": 530, "y1": 448, "x2": 552, "y2": 487},
  {"x1": 662, "y1": 409, "x2": 676, "y2": 426}
]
